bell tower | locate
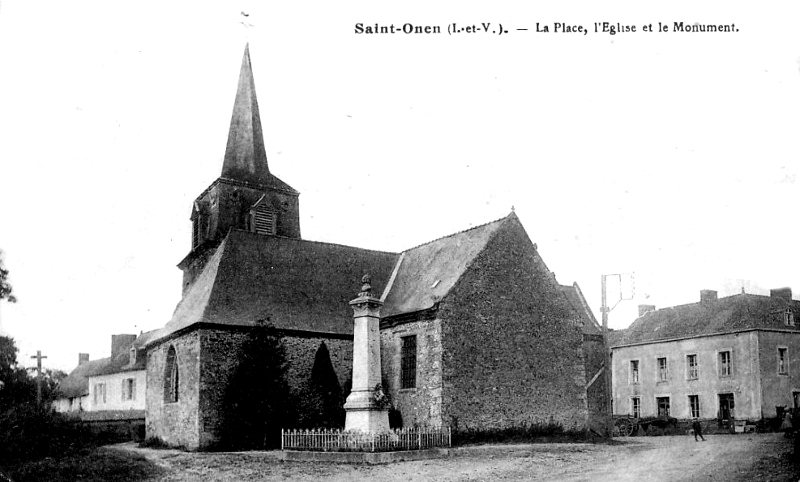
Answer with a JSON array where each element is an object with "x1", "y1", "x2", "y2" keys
[{"x1": 179, "y1": 44, "x2": 301, "y2": 292}]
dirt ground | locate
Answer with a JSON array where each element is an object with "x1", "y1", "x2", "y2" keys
[{"x1": 112, "y1": 433, "x2": 800, "y2": 482}]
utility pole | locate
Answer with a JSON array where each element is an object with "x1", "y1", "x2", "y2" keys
[
  {"x1": 30, "y1": 350, "x2": 47, "y2": 408},
  {"x1": 601, "y1": 273, "x2": 633, "y2": 438},
  {"x1": 601, "y1": 275, "x2": 613, "y2": 438}
]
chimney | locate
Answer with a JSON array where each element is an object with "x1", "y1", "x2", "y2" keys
[
  {"x1": 770, "y1": 287, "x2": 793, "y2": 302},
  {"x1": 78, "y1": 353, "x2": 89, "y2": 365},
  {"x1": 111, "y1": 334, "x2": 137, "y2": 358},
  {"x1": 638, "y1": 304, "x2": 656, "y2": 317},
  {"x1": 700, "y1": 290, "x2": 718, "y2": 303}
]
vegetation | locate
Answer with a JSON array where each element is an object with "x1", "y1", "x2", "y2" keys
[
  {"x1": 295, "y1": 342, "x2": 345, "y2": 429},
  {"x1": 220, "y1": 319, "x2": 291, "y2": 450},
  {"x1": 451, "y1": 421, "x2": 587, "y2": 446},
  {"x1": 0, "y1": 249, "x2": 16, "y2": 303},
  {"x1": 1, "y1": 447, "x2": 163, "y2": 482}
]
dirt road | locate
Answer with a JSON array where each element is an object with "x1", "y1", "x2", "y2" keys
[{"x1": 115, "y1": 433, "x2": 799, "y2": 481}]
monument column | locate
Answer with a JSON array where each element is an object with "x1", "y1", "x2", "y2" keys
[{"x1": 344, "y1": 274, "x2": 390, "y2": 432}]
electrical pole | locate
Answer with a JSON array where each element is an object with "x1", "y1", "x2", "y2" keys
[
  {"x1": 601, "y1": 273, "x2": 634, "y2": 438},
  {"x1": 30, "y1": 350, "x2": 47, "y2": 408},
  {"x1": 601, "y1": 275, "x2": 612, "y2": 438}
]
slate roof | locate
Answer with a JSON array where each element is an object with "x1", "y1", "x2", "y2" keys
[
  {"x1": 381, "y1": 215, "x2": 509, "y2": 318},
  {"x1": 612, "y1": 293, "x2": 800, "y2": 347},
  {"x1": 57, "y1": 358, "x2": 110, "y2": 399},
  {"x1": 149, "y1": 213, "x2": 532, "y2": 345},
  {"x1": 560, "y1": 283, "x2": 603, "y2": 336},
  {"x1": 56, "y1": 331, "x2": 156, "y2": 399},
  {"x1": 149, "y1": 230, "x2": 399, "y2": 344}
]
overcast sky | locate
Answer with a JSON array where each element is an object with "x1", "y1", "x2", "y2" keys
[{"x1": 1, "y1": 1, "x2": 798, "y2": 372}]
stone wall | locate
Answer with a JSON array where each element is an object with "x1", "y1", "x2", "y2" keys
[
  {"x1": 583, "y1": 334, "x2": 608, "y2": 434},
  {"x1": 439, "y1": 218, "x2": 588, "y2": 432},
  {"x1": 146, "y1": 332, "x2": 202, "y2": 449},
  {"x1": 195, "y1": 327, "x2": 353, "y2": 449},
  {"x1": 380, "y1": 319, "x2": 443, "y2": 427}
]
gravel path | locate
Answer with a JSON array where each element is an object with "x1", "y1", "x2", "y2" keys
[{"x1": 111, "y1": 433, "x2": 799, "y2": 481}]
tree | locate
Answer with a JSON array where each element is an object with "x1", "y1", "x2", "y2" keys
[
  {"x1": 221, "y1": 319, "x2": 290, "y2": 449},
  {"x1": 0, "y1": 250, "x2": 16, "y2": 303},
  {"x1": 296, "y1": 342, "x2": 344, "y2": 429},
  {"x1": 0, "y1": 336, "x2": 37, "y2": 409}
]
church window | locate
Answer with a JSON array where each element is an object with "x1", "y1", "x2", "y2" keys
[
  {"x1": 122, "y1": 378, "x2": 136, "y2": 401},
  {"x1": 253, "y1": 204, "x2": 277, "y2": 235},
  {"x1": 130, "y1": 347, "x2": 137, "y2": 365},
  {"x1": 192, "y1": 215, "x2": 200, "y2": 249},
  {"x1": 401, "y1": 335, "x2": 417, "y2": 389},
  {"x1": 165, "y1": 346, "x2": 179, "y2": 403},
  {"x1": 786, "y1": 310, "x2": 795, "y2": 326},
  {"x1": 778, "y1": 347, "x2": 789, "y2": 375}
]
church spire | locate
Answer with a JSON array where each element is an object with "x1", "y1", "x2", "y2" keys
[{"x1": 221, "y1": 43, "x2": 270, "y2": 185}]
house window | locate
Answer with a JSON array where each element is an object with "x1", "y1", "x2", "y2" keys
[
  {"x1": 253, "y1": 204, "x2": 277, "y2": 235},
  {"x1": 93, "y1": 383, "x2": 106, "y2": 405},
  {"x1": 630, "y1": 360, "x2": 640, "y2": 384},
  {"x1": 400, "y1": 335, "x2": 417, "y2": 389},
  {"x1": 122, "y1": 378, "x2": 136, "y2": 401},
  {"x1": 718, "y1": 351, "x2": 732, "y2": 377},
  {"x1": 164, "y1": 346, "x2": 179, "y2": 403},
  {"x1": 657, "y1": 357, "x2": 668, "y2": 382},
  {"x1": 686, "y1": 354, "x2": 698, "y2": 380},
  {"x1": 656, "y1": 396, "x2": 670, "y2": 417},
  {"x1": 689, "y1": 395, "x2": 700, "y2": 418},
  {"x1": 778, "y1": 347, "x2": 789, "y2": 375},
  {"x1": 631, "y1": 397, "x2": 641, "y2": 418},
  {"x1": 786, "y1": 310, "x2": 795, "y2": 326}
]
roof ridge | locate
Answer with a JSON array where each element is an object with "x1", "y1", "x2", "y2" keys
[{"x1": 401, "y1": 213, "x2": 512, "y2": 253}]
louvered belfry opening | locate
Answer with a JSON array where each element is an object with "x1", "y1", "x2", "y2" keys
[{"x1": 253, "y1": 203, "x2": 276, "y2": 236}]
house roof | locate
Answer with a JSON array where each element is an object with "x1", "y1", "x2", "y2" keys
[
  {"x1": 612, "y1": 293, "x2": 800, "y2": 347},
  {"x1": 57, "y1": 331, "x2": 155, "y2": 398},
  {"x1": 57, "y1": 358, "x2": 109, "y2": 399},
  {"x1": 381, "y1": 214, "x2": 510, "y2": 318},
  {"x1": 148, "y1": 230, "x2": 399, "y2": 344},
  {"x1": 559, "y1": 283, "x2": 603, "y2": 335}
]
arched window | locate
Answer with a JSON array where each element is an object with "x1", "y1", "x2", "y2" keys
[{"x1": 164, "y1": 345, "x2": 179, "y2": 403}]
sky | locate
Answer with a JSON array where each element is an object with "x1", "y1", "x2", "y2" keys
[{"x1": 0, "y1": 1, "x2": 798, "y2": 372}]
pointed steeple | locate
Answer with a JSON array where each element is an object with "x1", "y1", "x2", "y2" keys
[{"x1": 221, "y1": 44, "x2": 270, "y2": 186}]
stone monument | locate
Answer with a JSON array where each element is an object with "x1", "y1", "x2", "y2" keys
[{"x1": 344, "y1": 274, "x2": 390, "y2": 432}]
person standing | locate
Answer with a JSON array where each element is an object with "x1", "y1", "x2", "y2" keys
[{"x1": 692, "y1": 418, "x2": 705, "y2": 441}]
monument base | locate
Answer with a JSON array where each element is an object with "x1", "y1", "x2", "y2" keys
[{"x1": 344, "y1": 389, "x2": 390, "y2": 432}]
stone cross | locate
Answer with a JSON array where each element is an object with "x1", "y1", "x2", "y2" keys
[{"x1": 344, "y1": 274, "x2": 389, "y2": 432}]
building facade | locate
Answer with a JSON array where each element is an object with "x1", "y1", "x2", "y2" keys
[{"x1": 612, "y1": 288, "x2": 800, "y2": 422}]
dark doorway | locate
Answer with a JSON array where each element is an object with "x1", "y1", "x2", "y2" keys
[
  {"x1": 718, "y1": 393, "x2": 735, "y2": 421},
  {"x1": 656, "y1": 396, "x2": 670, "y2": 417}
]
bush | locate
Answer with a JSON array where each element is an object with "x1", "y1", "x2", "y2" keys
[
  {"x1": 0, "y1": 405, "x2": 93, "y2": 463},
  {"x1": 452, "y1": 421, "x2": 585, "y2": 446}
]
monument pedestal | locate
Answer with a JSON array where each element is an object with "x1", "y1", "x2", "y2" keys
[{"x1": 344, "y1": 275, "x2": 390, "y2": 432}]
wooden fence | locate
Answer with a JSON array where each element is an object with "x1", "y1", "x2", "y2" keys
[{"x1": 281, "y1": 427, "x2": 451, "y2": 452}]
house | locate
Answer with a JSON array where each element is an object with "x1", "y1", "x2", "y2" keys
[
  {"x1": 611, "y1": 288, "x2": 800, "y2": 423},
  {"x1": 55, "y1": 331, "x2": 155, "y2": 427},
  {"x1": 143, "y1": 44, "x2": 601, "y2": 449}
]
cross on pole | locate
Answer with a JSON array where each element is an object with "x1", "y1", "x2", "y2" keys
[{"x1": 30, "y1": 350, "x2": 47, "y2": 407}]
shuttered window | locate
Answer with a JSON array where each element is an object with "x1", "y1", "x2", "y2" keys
[
  {"x1": 253, "y1": 205, "x2": 277, "y2": 235},
  {"x1": 401, "y1": 335, "x2": 417, "y2": 389}
]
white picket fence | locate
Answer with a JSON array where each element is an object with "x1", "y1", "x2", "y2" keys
[{"x1": 281, "y1": 427, "x2": 451, "y2": 452}]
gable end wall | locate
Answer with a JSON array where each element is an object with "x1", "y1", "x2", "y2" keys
[{"x1": 439, "y1": 220, "x2": 588, "y2": 431}]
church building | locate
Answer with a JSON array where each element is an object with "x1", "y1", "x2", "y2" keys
[{"x1": 144, "y1": 45, "x2": 598, "y2": 449}]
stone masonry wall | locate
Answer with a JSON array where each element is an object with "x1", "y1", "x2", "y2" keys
[
  {"x1": 196, "y1": 327, "x2": 353, "y2": 448},
  {"x1": 439, "y1": 219, "x2": 588, "y2": 432},
  {"x1": 380, "y1": 319, "x2": 443, "y2": 428},
  {"x1": 146, "y1": 332, "x2": 201, "y2": 449},
  {"x1": 583, "y1": 334, "x2": 608, "y2": 434}
]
